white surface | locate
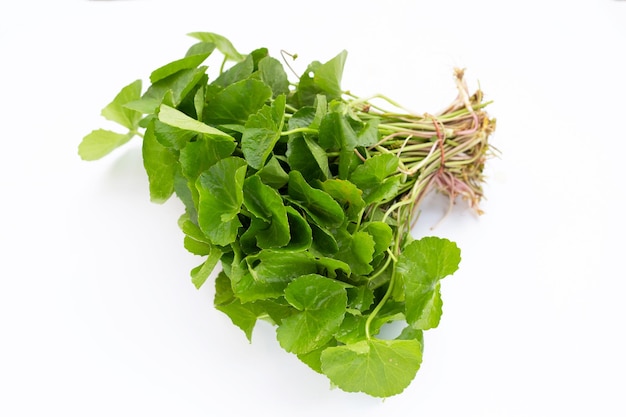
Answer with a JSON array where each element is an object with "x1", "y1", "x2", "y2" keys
[{"x1": 1, "y1": 0, "x2": 625, "y2": 415}]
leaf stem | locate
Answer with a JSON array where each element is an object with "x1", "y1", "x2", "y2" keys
[{"x1": 365, "y1": 257, "x2": 396, "y2": 340}]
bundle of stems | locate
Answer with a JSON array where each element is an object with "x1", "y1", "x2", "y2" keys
[{"x1": 350, "y1": 69, "x2": 496, "y2": 238}]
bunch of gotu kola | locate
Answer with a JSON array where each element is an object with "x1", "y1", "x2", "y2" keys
[{"x1": 79, "y1": 32, "x2": 496, "y2": 398}]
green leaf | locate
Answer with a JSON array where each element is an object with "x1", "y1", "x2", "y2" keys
[
  {"x1": 126, "y1": 67, "x2": 207, "y2": 114},
  {"x1": 196, "y1": 157, "x2": 247, "y2": 246},
  {"x1": 287, "y1": 171, "x2": 345, "y2": 228},
  {"x1": 318, "y1": 106, "x2": 357, "y2": 151},
  {"x1": 314, "y1": 50, "x2": 347, "y2": 99},
  {"x1": 335, "y1": 314, "x2": 367, "y2": 344},
  {"x1": 286, "y1": 135, "x2": 330, "y2": 181},
  {"x1": 256, "y1": 156, "x2": 289, "y2": 189},
  {"x1": 241, "y1": 94, "x2": 286, "y2": 169},
  {"x1": 179, "y1": 135, "x2": 236, "y2": 181},
  {"x1": 361, "y1": 222, "x2": 393, "y2": 258},
  {"x1": 350, "y1": 153, "x2": 401, "y2": 204},
  {"x1": 158, "y1": 104, "x2": 234, "y2": 139},
  {"x1": 185, "y1": 41, "x2": 216, "y2": 58},
  {"x1": 283, "y1": 207, "x2": 312, "y2": 251},
  {"x1": 242, "y1": 175, "x2": 290, "y2": 249},
  {"x1": 246, "y1": 250, "x2": 317, "y2": 285},
  {"x1": 214, "y1": 272, "x2": 264, "y2": 341},
  {"x1": 276, "y1": 274, "x2": 347, "y2": 354},
  {"x1": 231, "y1": 250, "x2": 318, "y2": 302},
  {"x1": 297, "y1": 340, "x2": 337, "y2": 374},
  {"x1": 100, "y1": 79, "x2": 143, "y2": 130},
  {"x1": 286, "y1": 105, "x2": 331, "y2": 179},
  {"x1": 211, "y1": 54, "x2": 254, "y2": 88},
  {"x1": 187, "y1": 32, "x2": 245, "y2": 62},
  {"x1": 190, "y1": 244, "x2": 222, "y2": 289},
  {"x1": 78, "y1": 129, "x2": 134, "y2": 161},
  {"x1": 396, "y1": 237, "x2": 461, "y2": 329},
  {"x1": 142, "y1": 122, "x2": 178, "y2": 203},
  {"x1": 205, "y1": 79, "x2": 273, "y2": 125},
  {"x1": 259, "y1": 56, "x2": 289, "y2": 97},
  {"x1": 346, "y1": 286, "x2": 375, "y2": 312},
  {"x1": 320, "y1": 338, "x2": 422, "y2": 397},
  {"x1": 150, "y1": 52, "x2": 212, "y2": 84},
  {"x1": 310, "y1": 223, "x2": 339, "y2": 255},
  {"x1": 335, "y1": 229, "x2": 375, "y2": 276},
  {"x1": 320, "y1": 179, "x2": 365, "y2": 221}
]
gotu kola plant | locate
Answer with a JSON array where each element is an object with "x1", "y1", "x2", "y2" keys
[{"x1": 78, "y1": 32, "x2": 496, "y2": 398}]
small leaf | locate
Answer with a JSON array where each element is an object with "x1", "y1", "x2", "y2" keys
[
  {"x1": 126, "y1": 67, "x2": 207, "y2": 114},
  {"x1": 187, "y1": 32, "x2": 245, "y2": 62},
  {"x1": 190, "y1": 244, "x2": 222, "y2": 289},
  {"x1": 242, "y1": 175, "x2": 290, "y2": 249},
  {"x1": 231, "y1": 250, "x2": 318, "y2": 302},
  {"x1": 313, "y1": 50, "x2": 348, "y2": 99},
  {"x1": 283, "y1": 207, "x2": 312, "y2": 251},
  {"x1": 214, "y1": 272, "x2": 264, "y2": 341},
  {"x1": 321, "y1": 179, "x2": 365, "y2": 221},
  {"x1": 205, "y1": 79, "x2": 273, "y2": 125},
  {"x1": 287, "y1": 134, "x2": 330, "y2": 181},
  {"x1": 78, "y1": 129, "x2": 133, "y2": 161},
  {"x1": 158, "y1": 104, "x2": 234, "y2": 139},
  {"x1": 350, "y1": 153, "x2": 401, "y2": 204},
  {"x1": 241, "y1": 94, "x2": 286, "y2": 169},
  {"x1": 100, "y1": 79, "x2": 143, "y2": 130},
  {"x1": 287, "y1": 171, "x2": 345, "y2": 228},
  {"x1": 318, "y1": 107, "x2": 357, "y2": 151},
  {"x1": 212, "y1": 54, "x2": 254, "y2": 88},
  {"x1": 320, "y1": 338, "x2": 422, "y2": 398},
  {"x1": 142, "y1": 122, "x2": 178, "y2": 203},
  {"x1": 335, "y1": 229, "x2": 376, "y2": 276},
  {"x1": 256, "y1": 156, "x2": 289, "y2": 189},
  {"x1": 396, "y1": 237, "x2": 461, "y2": 329},
  {"x1": 150, "y1": 52, "x2": 212, "y2": 84},
  {"x1": 259, "y1": 56, "x2": 289, "y2": 97},
  {"x1": 277, "y1": 274, "x2": 347, "y2": 354},
  {"x1": 361, "y1": 222, "x2": 393, "y2": 258},
  {"x1": 196, "y1": 157, "x2": 247, "y2": 246},
  {"x1": 179, "y1": 135, "x2": 236, "y2": 181}
]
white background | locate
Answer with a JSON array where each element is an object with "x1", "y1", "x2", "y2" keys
[{"x1": 1, "y1": 0, "x2": 625, "y2": 415}]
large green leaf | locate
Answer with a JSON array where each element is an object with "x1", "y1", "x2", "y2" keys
[
  {"x1": 396, "y1": 237, "x2": 461, "y2": 329},
  {"x1": 350, "y1": 153, "x2": 401, "y2": 204},
  {"x1": 320, "y1": 179, "x2": 365, "y2": 222},
  {"x1": 205, "y1": 78, "x2": 273, "y2": 125},
  {"x1": 277, "y1": 274, "x2": 347, "y2": 354},
  {"x1": 241, "y1": 94, "x2": 286, "y2": 170},
  {"x1": 158, "y1": 104, "x2": 234, "y2": 139},
  {"x1": 259, "y1": 56, "x2": 289, "y2": 97},
  {"x1": 190, "y1": 245, "x2": 222, "y2": 289},
  {"x1": 196, "y1": 157, "x2": 247, "y2": 246},
  {"x1": 334, "y1": 229, "x2": 375, "y2": 276},
  {"x1": 125, "y1": 67, "x2": 207, "y2": 114},
  {"x1": 230, "y1": 250, "x2": 318, "y2": 302},
  {"x1": 142, "y1": 121, "x2": 178, "y2": 203},
  {"x1": 313, "y1": 50, "x2": 348, "y2": 99},
  {"x1": 100, "y1": 79, "x2": 143, "y2": 130},
  {"x1": 214, "y1": 272, "x2": 265, "y2": 341},
  {"x1": 318, "y1": 106, "x2": 357, "y2": 151},
  {"x1": 150, "y1": 51, "x2": 212, "y2": 84},
  {"x1": 179, "y1": 136, "x2": 236, "y2": 181},
  {"x1": 187, "y1": 32, "x2": 245, "y2": 62},
  {"x1": 242, "y1": 175, "x2": 290, "y2": 249},
  {"x1": 287, "y1": 171, "x2": 344, "y2": 228},
  {"x1": 320, "y1": 338, "x2": 422, "y2": 397},
  {"x1": 78, "y1": 129, "x2": 134, "y2": 161},
  {"x1": 211, "y1": 54, "x2": 254, "y2": 88},
  {"x1": 256, "y1": 156, "x2": 289, "y2": 189}
]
